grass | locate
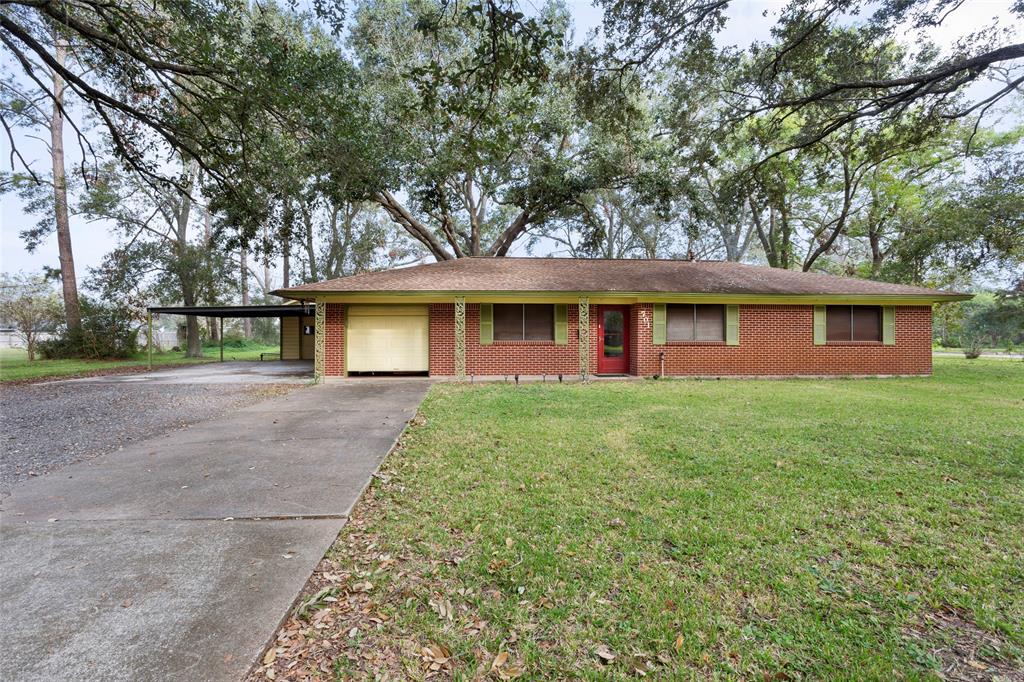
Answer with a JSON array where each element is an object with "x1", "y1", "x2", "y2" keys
[
  {"x1": 0, "y1": 340, "x2": 281, "y2": 382},
  {"x1": 263, "y1": 358, "x2": 1024, "y2": 680}
]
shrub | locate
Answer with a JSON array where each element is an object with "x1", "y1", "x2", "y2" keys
[
  {"x1": 963, "y1": 336, "x2": 983, "y2": 360},
  {"x1": 38, "y1": 299, "x2": 139, "y2": 359}
]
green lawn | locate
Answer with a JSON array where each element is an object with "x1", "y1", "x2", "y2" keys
[
  {"x1": 0, "y1": 341, "x2": 280, "y2": 382},
  {"x1": 264, "y1": 358, "x2": 1024, "y2": 680}
]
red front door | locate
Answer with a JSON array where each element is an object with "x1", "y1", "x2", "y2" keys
[{"x1": 597, "y1": 306, "x2": 630, "y2": 374}]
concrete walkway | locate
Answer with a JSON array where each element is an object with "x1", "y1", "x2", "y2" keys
[{"x1": 0, "y1": 379, "x2": 429, "y2": 682}]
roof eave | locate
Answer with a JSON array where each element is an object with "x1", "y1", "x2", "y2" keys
[{"x1": 272, "y1": 288, "x2": 972, "y2": 303}]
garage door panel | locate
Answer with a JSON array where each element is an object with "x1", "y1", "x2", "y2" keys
[{"x1": 347, "y1": 306, "x2": 429, "y2": 372}]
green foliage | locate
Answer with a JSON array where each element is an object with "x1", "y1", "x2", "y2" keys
[
  {"x1": 0, "y1": 272, "x2": 63, "y2": 361},
  {"x1": 38, "y1": 298, "x2": 139, "y2": 359},
  {"x1": 935, "y1": 290, "x2": 1024, "y2": 350}
]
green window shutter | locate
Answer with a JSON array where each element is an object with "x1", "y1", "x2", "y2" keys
[
  {"x1": 479, "y1": 303, "x2": 493, "y2": 345},
  {"x1": 554, "y1": 304, "x2": 568, "y2": 345},
  {"x1": 652, "y1": 303, "x2": 667, "y2": 345},
  {"x1": 813, "y1": 305, "x2": 827, "y2": 345},
  {"x1": 725, "y1": 305, "x2": 740, "y2": 346},
  {"x1": 882, "y1": 306, "x2": 896, "y2": 345}
]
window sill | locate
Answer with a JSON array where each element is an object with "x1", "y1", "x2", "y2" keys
[
  {"x1": 825, "y1": 341, "x2": 884, "y2": 346},
  {"x1": 665, "y1": 340, "x2": 727, "y2": 346},
  {"x1": 491, "y1": 340, "x2": 559, "y2": 346}
]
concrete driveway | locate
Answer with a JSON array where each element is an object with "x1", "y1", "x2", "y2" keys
[
  {"x1": 64, "y1": 360, "x2": 315, "y2": 384},
  {"x1": 0, "y1": 378, "x2": 429, "y2": 682}
]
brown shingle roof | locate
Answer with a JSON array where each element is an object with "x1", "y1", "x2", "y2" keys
[{"x1": 274, "y1": 258, "x2": 968, "y2": 299}]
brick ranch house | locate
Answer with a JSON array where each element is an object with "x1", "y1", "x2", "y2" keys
[{"x1": 274, "y1": 258, "x2": 969, "y2": 381}]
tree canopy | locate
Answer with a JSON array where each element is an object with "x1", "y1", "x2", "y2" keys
[{"x1": 2, "y1": 0, "x2": 1022, "y2": 330}]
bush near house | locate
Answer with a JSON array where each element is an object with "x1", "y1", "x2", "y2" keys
[{"x1": 37, "y1": 298, "x2": 139, "y2": 359}]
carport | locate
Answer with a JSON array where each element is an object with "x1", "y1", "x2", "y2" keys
[{"x1": 146, "y1": 304, "x2": 315, "y2": 369}]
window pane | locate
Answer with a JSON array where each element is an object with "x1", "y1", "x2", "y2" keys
[
  {"x1": 523, "y1": 304, "x2": 554, "y2": 341},
  {"x1": 826, "y1": 306, "x2": 852, "y2": 342},
  {"x1": 603, "y1": 309, "x2": 624, "y2": 356},
  {"x1": 695, "y1": 305, "x2": 724, "y2": 341},
  {"x1": 667, "y1": 304, "x2": 694, "y2": 341},
  {"x1": 493, "y1": 304, "x2": 523, "y2": 340},
  {"x1": 852, "y1": 306, "x2": 881, "y2": 342}
]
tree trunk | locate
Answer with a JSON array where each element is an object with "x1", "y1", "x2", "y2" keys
[
  {"x1": 175, "y1": 166, "x2": 202, "y2": 358},
  {"x1": 282, "y1": 200, "x2": 293, "y2": 288},
  {"x1": 184, "y1": 306, "x2": 202, "y2": 356},
  {"x1": 50, "y1": 37, "x2": 81, "y2": 330},
  {"x1": 202, "y1": 203, "x2": 220, "y2": 339},
  {"x1": 240, "y1": 245, "x2": 252, "y2": 338},
  {"x1": 301, "y1": 202, "x2": 318, "y2": 282}
]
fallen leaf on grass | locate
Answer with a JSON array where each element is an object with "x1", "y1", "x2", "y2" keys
[
  {"x1": 674, "y1": 633, "x2": 684, "y2": 652},
  {"x1": 420, "y1": 643, "x2": 451, "y2": 671},
  {"x1": 595, "y1": 645, "x2": 615, "y2": 663},
  {"x1": 498, "y1": 664, "x2": 524, "y2": 679},
  {"x1": 490, "y1": 651, "x2": 509, "y2": 672}
]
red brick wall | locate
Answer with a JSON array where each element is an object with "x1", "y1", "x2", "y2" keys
[
  {"x1": 329, "y1": 302, "x2": 932, "y2": 377},
  {"x1": 631, "y1": 303, "x2": 932, "y2": 376},
  {"x1": 324, "y1": 303, "x2": 345, "y2": 376},
  {"x1": 427, "y1": 303, "x2": 601, "y2": 376},
  {"x1": 429, "y1": 303, "x2": 456, "y2": 376}
]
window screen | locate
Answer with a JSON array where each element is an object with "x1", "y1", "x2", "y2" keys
[
  {"x1": 493, "y1": 304, "x2": 524, "y2": 341},
  {"x1": 667, "y1": 304, "x2": 725, "y2": 341},
  {"x1": 523, "y1": 304, "x2": 554, "y2": 340},
  {"x1": 852, "y1": 306, "x2": 881, "y2": 342},
  {"x1": 826, "y1": 306, "x2": 882, "y2": 342},
  {"x1": 492, "y1": 304, "x2": 554, "y2": 341}
]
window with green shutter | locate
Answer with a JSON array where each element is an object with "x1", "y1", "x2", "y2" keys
[
  {"x1": 652, "y1": 304, "x2": 667, "y2": 345},
  {"x1": 725, "y1": 305, "x2": 739, "y2": 345},
  {"x1": 882, "y1": 306, "x2": 896, "y2": 345},
  {"x1": 479, "y1": 303, "x2": 493, "y2": 345},
  {"x1": 813, "y1": 305, "x2": 827, "y2": 345},
  {"x1": 554, "y1": 304, "x2": 568, "y2": 345}
]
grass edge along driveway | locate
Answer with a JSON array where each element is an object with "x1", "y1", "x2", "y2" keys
[{"x1": 253, "y1": 358, "x2": 1024, "y2": 681}]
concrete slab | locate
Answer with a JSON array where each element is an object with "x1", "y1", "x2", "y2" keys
[
  {"x1": 0, "y1": 518, "x2": 340, "y2": 682},
  {"x1": 63, "y1": 361, "x2": 315, "y2": 385},
  {"x1": 0, "y1": 379, "x2": 430, "y2": 682},
  {"x1": 3, "y1": 435, "x2": 400, "y2": 521}
]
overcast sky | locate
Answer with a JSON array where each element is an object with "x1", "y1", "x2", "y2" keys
[{"x1": 1, "y1": 0, "x2": 1019, "y2": 281}]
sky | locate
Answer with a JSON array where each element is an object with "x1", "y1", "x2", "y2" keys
[{"x1": 1, "y1": 0, "x2": 1020, "y2": 281}]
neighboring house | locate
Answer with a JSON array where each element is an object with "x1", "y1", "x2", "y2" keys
[{"x1": 274, "y1": 258, "x2": 970, "y2": 380}]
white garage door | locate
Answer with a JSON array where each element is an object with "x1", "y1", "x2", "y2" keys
[{"x1": 347, "y1": 305, "x2": 429, "y2": 373}]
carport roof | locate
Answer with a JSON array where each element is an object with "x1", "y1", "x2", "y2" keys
[{"x1": 147, "y1": 304, "x2": 314, "y2": 318}]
